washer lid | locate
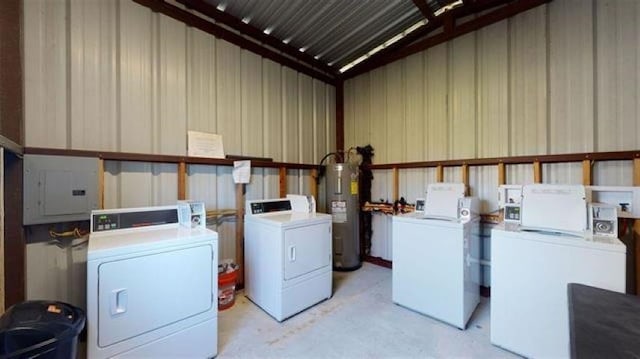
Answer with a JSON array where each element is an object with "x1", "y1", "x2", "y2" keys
[
  {"x1": 493, "y1": 227, "x2": 626, "y2": 253},
  {"x1": 88, "y1": 227, "x2": 217, "y2": 260},
  {"x1": 393, "y1": 212, "x2": 467, "y2": 229},
  {"x1": 425, "y1": 182, "x2": 466, "y2": 219},
  {"x1": 521, "y1": 184, "x2": 587, "y2": 233}
]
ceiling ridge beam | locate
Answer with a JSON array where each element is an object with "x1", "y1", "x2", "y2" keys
[
  {"x1": 412, "y1": 0, "x2": 436, "y2": 22},
  {"x1": 133, "y1": 0, "x2": 337, "y2": 85},
  {"x1": 177, "y1": 0, "x2": 339, "y2": 77},
  {"x1": 344, "y1": 0, "x2": 550, "y2": 79}
]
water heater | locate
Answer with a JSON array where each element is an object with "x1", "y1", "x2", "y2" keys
[{"x1": 326, "y1": 163, "x2": 361, "y2": 271}]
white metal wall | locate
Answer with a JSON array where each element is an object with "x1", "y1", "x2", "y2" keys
[
  {"x1": 24, "y1": 0, "x2": 336, "y2": 207},
  {"x1": 23, "y1": 0, "x2": 336, "y2": 281},
  {"x1": 345, "y1": 0, "x2": 640, "y2": 212},
  {"x1": 26, "y1": 240, "x2": 87, "y2": 310}
]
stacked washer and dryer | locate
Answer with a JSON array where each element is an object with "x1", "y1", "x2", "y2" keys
[
  {"x1": 392, "y1": 183, "x2": 481, "y2": 329},
  {"x1": 491, "y1": 184, "x2": 626, "y2": 358},
  {"x1": 87, "y1": 204, "x2": 219, "y2": 358}
]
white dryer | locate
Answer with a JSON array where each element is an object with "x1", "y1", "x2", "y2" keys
[
  {"x1": 393, "y1": 183, "x2": 481, "y2": 329},
  {"x1": 87, "y1": 205, "x2": 218, "y2": 358},
  {"x1": 244, "y1": 197, "x2": 332, "y2": 322}
]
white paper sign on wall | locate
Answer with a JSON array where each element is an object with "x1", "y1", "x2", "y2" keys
[
  {"x1": 187, "y1": 131, "x2": 225, "y2": 159},
  {"x1": 233, "y1": 160, "x2": 251, "y2": 184}
]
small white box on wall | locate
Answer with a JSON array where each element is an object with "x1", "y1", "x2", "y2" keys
[{"x1": 586, "y1": 186, "x2": 640, "y2": 219}]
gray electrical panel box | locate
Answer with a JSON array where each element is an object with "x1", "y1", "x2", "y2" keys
[{"x1": 24, "y1": 154, "x2": 99, "y2": 225}]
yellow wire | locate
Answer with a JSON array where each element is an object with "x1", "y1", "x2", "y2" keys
[{"x1": 49, "y1": 227, "x2": 87, "y2": 239}]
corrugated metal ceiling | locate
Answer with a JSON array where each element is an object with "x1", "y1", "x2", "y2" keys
[{"x1": 204, "y1": 0, "x2": 424, "y2": 69}]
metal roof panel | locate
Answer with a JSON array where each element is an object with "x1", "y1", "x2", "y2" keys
[{"x1": 204, "y1": 0, "x2": 422, "y2": 69}]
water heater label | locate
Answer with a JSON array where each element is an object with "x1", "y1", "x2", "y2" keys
[
  {"x1": 331, "y1": 200, "x2": 347, "y2": 223},
  {"x1": 350, "y1": 181, "x2": 358, "y2": 195}
]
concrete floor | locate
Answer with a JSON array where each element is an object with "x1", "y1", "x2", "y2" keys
[{"x1": 218, "y1": 263, "x2": 517, "y2": 358}]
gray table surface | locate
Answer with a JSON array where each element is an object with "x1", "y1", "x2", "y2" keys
[{"x1": 569, "y1": 283, "x2": 640, "y2": 359}]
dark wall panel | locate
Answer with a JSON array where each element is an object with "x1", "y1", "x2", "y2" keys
[{"x1": 0, "y1": 0, "x2": 23, "y2": 145}]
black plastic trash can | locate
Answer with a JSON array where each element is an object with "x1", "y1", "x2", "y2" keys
[{"x1": 0, "y1": 301, "x2": 85, "y2": 359}]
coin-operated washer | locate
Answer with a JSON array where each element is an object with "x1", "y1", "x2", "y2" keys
[
  {"x1": 86, "y1": 205, "x2": 218, "y2": 359},
  {"x1": 491, "y1": 184, "x2": 626, "y2": 358},
  {"x1": 244, "y1": 195, "x2": 332, "y2": 322},
  {"x1": 392, "y1": 183, "x2": 481, "y2": 329}
]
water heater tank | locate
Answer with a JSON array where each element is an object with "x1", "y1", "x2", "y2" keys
[{"x1": 326, "y1": 163, "x2": 361, "y2": 271}]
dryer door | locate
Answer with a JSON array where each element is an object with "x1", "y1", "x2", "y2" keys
[
  {"x1": 283, "y1": 222, "x2": 331, "y2": 280},
  {"x1": 97, "y1": 244, "x2": 214, "y2": 348}
]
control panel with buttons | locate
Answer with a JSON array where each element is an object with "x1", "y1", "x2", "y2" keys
[
  {"x1": 92, "y1": 208, "x2": 179, "y2": 233},
  {"x1": 94, "y1": 214, "x2": 119, "y2": 232},
  {"x1": 249, "y1": 200, "x2": 292, "y2": 215},
  {"x1": 504, "y1": 204, "x2": 521, "y2": 223}
]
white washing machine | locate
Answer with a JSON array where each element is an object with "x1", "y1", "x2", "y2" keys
[
  {"x1": 491, "y1": 184, "x2": 626, "y2": 358},
  {"x1": 392, "y1": 214, "x2": 481, "y2": 330},
  {"x1": 491, "y1": 227, "x2": 625, "y2": 358},
  {"x1": 244, "y1": 197, "x2": 332, "y2": 322},
  {"x1": 392, "y1": 183, "x2": 481, "y2": 329},
  {"x1": 87, "y1": 205, "x2": 218, "y2": 358}
]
